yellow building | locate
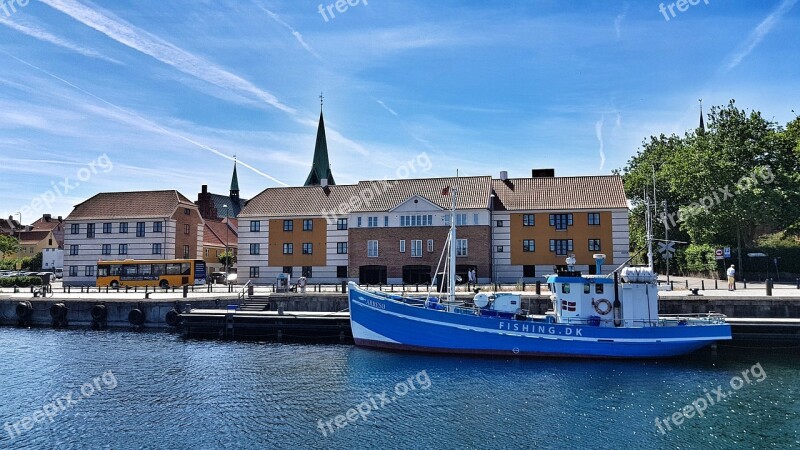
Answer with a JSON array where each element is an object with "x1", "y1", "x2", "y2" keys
[{"x1": 13, "y1": 230, "x2": 58, "y2": 258}]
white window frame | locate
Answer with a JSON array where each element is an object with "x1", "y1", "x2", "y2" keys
[
  {"x1": 456, "y1": 239, "x2": 468, "y2": 257},
  {"x1": 368, "y1": 240, "x2": 379, "y2": 257},
  {"x1": 399, "y1": 240, "x2": 406, "y2": 253},
  {"x1": 411, "y1": 240, "x2": 422, "y2": 257}
]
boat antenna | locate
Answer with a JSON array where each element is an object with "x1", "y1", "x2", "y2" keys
[{"x1": 448, "y1": 173, "x2": 458, "y2": 304}]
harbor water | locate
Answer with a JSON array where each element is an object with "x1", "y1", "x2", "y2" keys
[{"x1": 1, "y1": 328, "x2": 798, "y2": 449}]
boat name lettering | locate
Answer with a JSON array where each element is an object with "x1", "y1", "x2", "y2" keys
[
  {"x1": 362, "y1": 298, "x2": 386, "y2": 310},
  {"x1": 499, "y1": 322, "x2": 582, "y2": 336}
]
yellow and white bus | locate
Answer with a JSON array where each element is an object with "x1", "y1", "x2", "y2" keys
[{"x1": 96, "y1": 259, "x2": 207, "y2": 289}]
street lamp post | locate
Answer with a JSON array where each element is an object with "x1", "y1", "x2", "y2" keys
[{"x1": 223, "y1": 204, "x2": 229, "y2": 279}]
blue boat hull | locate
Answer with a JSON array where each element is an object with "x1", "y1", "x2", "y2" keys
[{"x1": 348, "y1": 285, "x2": 732, "y2": 359}]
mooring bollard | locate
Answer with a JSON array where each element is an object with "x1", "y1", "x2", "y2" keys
[
  {"x1": 715, "y1": 279, "x2": 718, "y2": 290},
  {"x1": 536, "y1": 281, "x2": 541, "y2": 295},
  {"x1": 685, "y1": 280, "x2": 689, "y2": 289},
  {"x1": 522, "y1": 282, "x2": 526, "y2": 291},
  {"x1": 701, "y1": 280, "x2": 705, "y2": 290},
  {"x1": 670, "y1": 281, "x2": 674, "y2": 290},
  {"x1": 743, "y1": 279, "x2": 746, "y2": 289},
  {"x1": 766, "y1": 278, "x2": 773, "y2": 296},
  {"x1": 183, "y1": 285, "x2": 188, "y2": 298}
]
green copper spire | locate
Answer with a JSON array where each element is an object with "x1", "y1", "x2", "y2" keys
[
  {"x1": 230, "y1": 159, "x2": 240, "y2": 192},
  {"x1": 304, "y1": 106, "x2": 336, "y2": 186}
]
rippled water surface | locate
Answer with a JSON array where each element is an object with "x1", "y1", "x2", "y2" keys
[{"x1": 0, "y1": 328, "x2": 798, "y2": 449}]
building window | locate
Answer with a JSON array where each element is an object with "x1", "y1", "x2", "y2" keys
[
  {"x1": 337, "y1": 218, "x2": 348, "y2": 230},
  {"x1": 69, "y1": 266, "x2": 78, "y2": 277},
  {"x1": 250, "y1": 267, "x2": 259, "y2": 278},
  {"x1": 444, "y1": 215, "x2": 451, "y2": 226},
  {"x1": 69, "y1": 245, "x2": 79, "y2": 256},
  {"x1": 523, "y1": 265, "x2": 536, "y2": 277},
  {"x1": 549, "y1": 214, "x2": 573, "y2": 230},
  {"x1": 84, "y1": 265, "x2": 95, "y2": 277},
  {"x1": 152, "y1": 243, "x2": 162, "y2": 255},
  {"x1": 357, "y1": 217, "x2": 362, "y2": 227},
  {"x1": 523, "y1": 214, "x2": 535, "y2": 226},
  {"x1": 119, "y1": 222, "x2": 128, "y2": 233},
  {"x1": 427, "y1": 239, "x2": 434, "y2": 252},
  {"x1": 250, "y1": 243, "x2": 260, "y2": 255},
  {"x1": 384, "y1": 216, "x2": 389, "y2": 227},
  {"x1": 411, "y1": 240, "x2": 422, "y2": 257},
  {"x1": 455, "y1": 213, "x2": 468, "y2": 226},
  {"x1": 399, "y1": 240, "x2": 406, "y2": 253},
  {"x1": 153, "y1": 221, "x2": 162, "y2": 233},
  {"x1": 496, "y1": 220, "x2": 504, "y2": 227},
  {"x1": 86, "y1": 223, "x2": 95, "y2": 238},
  {"x1": 282, "y1": 266, "x2": 293, "y2": 276},
  {"x1": 284, "y1": 220, "x2": 293, "y2": 232},
  {"x1": 101, "y1": 244, "x2": 111, "y2": 255},
  {"x1": 337, "y1": 242, "x2": 348, "y2": 254},
  {"x1": 400, "y1": 215, "x2": 433, "y2": 227},
  {"x1": 184, "y1": 224, "x2": 190, "y2": 235},
  {"x1": 183, "y1": 245, "x2": 190, "y2": 259},
  {"x1": 118, "y1": 244, "x2": 128, "y2": 255},
  {"x1": 303, "y1": 219, "x2": 313, "y2": 231},
  {"x1": 456, "y1": 239, "x2": 468, "y2": 257},
  {"x1": 549, "y1": 239, "x2": 574, "y2": 255},
  {"x1": 283, "y1": 243, "x2": 293, "y2": 254},
  {"x1": 523, "y1": 239, "x2": 535, "y2": 252},
  {"x1": 368, "y1": 217, "x2": 378, "y2": 228},
  {"x1": 205, "y1": 249, "x2": 209, "y2": 257},
  {"x1": 473, "y1": 213, "x2": 479, "y2": 225},
  {"x1": 184, "y1": 208, "x2": 190, "y2": 215},
  {"x1": 368, "y1": 240, "x2": 379, "y2": 257},
  {"x1": 250, "y1": 221, "x2": 260, "y2": 232},
  {"x1": 497, "y1": 245, "x2": 504, "y2": 253},
  {"x1": 337, "y1": 266, "x2": 348, "y2": 278},
  {"x1": 102, "y1": 223, "x2": 112, "y2": 234},
  {"x1": 589, "y1": 239, "x2": 601, "y2": 251},
  {"x1": 136, "y1": 222, "x2": 146, "y2": 237},
  {"x1": 302, "y1": 243, "x2": 313, "y2": 255},
  {"x1": 302, "y1": 266, "x2": 312, "y2": 278},
  {"x1": 588, "y1": 213, "x2": 601, "y2": 225},
  {"x1": 70, "y1": 224, "x2": 79, "y2": 234}
]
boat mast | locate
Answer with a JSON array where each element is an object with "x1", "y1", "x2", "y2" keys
[
  {"x1": 448, "y1": 182, "x2": 457, "y2": 303},
  {"x1": 645, "y1": 192, "x2": 654, "y2": 272}
]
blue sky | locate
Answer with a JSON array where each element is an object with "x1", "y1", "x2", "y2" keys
[{"x1": 1, "y1": 0, "x2": 798, "y2": 221}]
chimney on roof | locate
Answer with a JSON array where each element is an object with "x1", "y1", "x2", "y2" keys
[
  {"x1": 58, "y1": 216, "x2": 63, "y2": 222},
  {"x1": 499, "y1": 171, "x2": 508, "y2": 181},
  {"x1": 532, "y1": 168, "x2": 555, "y2": 177},
  {"x1": 202, "y1": 185, "x2": 208, "y2": 194},
  {"x1": 43, "y1": 214, "x2": 51, "y2": 222},
  {"x1": 321, "y1": 178, "x2": 328, "y2": 187}
]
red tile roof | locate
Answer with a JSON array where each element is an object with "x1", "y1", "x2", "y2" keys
[
  {"x1": 31, "y1": 216, "x2": 63, "y2": 231},
  {"x1": 352, "y1": 176, "x2": 492, "y2": 212},
  {"x1": 239, "y1": 184, "x2": 360, "y2": 218},
  {"x1": 67, "y1": 190, "x2": 197, "y2": 220},
  {"x1": 17, "y1": 230, "x2": 52, "y2": 245},
  {"x1": 492, "y1": 176, "x2": 628, "y2": 211},
  {"x1": 204, "y1": 220, "x2": 236, "y2": 247}
]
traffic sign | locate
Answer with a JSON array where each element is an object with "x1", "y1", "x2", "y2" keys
[
  {"x1": 715, "y1": 248, "x2": 724, "y2": 260},
  {"x1": 658, "y1": 241, "x2": 676, "y2": 260},
  {"x1": 723, "y1": 247, "x2": 731, "y2": 258}
]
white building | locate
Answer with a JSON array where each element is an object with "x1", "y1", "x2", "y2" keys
[{"x1": 63, "y1": 191, "x2": 204, "y2": 286}]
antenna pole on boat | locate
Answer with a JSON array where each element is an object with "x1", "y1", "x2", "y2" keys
[
  {"x1": 645, "y1": 194, "x2": 654, "y2": 272},
  {"x1": 448, "y1": 179, "x2": 457, "y2": 304}
]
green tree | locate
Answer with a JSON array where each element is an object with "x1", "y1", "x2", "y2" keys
[
  {"x1": 218, "y1": 251, "x2": 236, "y2": 269},
  {"x1": 0, "y1": 235, "x2": 19, "y2": 257}
]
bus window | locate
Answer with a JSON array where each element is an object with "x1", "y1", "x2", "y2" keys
[
  {"x1": 181, "y1": 263, "x2": 191, "y2": 275},
  {"x1": 110, "y1": 264, "x2": 122, "y2": 276},
  {"x1": 98, "y1": 266, "x2": 109, "y2": 277},
  {"x1": 123, "y1": 265, "x2": 138, "y2": 276},
  {"x1": 166, "y1": 263, "x2": 181, "y2": 275},
  {"x1": 140, "y1": 264, "x2": 152, "y2": 276},
  {"x1": 153, "y1": 264, "x2": 166, "y2": 276}
]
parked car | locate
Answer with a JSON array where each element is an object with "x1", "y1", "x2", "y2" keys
[
  {"x1": 54, "y1": 268, "x2": 63, "y2": 279},
  {"x1": 211, "y1": 272, "x2": 227, "y2": 284}
]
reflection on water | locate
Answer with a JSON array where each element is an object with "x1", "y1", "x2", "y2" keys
[{"x1": 0, "y1": 328, "x2": 797, "y2": 449}]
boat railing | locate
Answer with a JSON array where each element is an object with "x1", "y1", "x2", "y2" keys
[{"x1": 553, "y1": 313, "x2": 728, "y2": 327}]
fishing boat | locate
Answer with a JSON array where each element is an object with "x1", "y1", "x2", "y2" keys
[{"x1": 347, "y1": 187, "x2": 732, "y2": 359}]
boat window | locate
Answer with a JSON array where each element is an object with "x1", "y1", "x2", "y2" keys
[
  {"x1": 583, "y1": 284, "x2": 590, "y2": 294},
  {"x1": 562, "y1": 283, "x2": 570, "y2": 294},
  {"x1": 596, "y1": 284, "x2": 604, "y2": 294}
]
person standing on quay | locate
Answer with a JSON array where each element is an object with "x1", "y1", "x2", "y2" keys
[{"x1": 727, "y1": 265, "x2": 736, "y2": 291}]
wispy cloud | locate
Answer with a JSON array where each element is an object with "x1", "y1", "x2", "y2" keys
[
  {"x1": 260, "y1": 7, "x2": 321, "y2": 60},
  {"x1": 39, "y1": 0, "x2": 296, "y2": 114},
  {"x1": 0, "y1": 16, "x2": 119, "y2": 63},
  {"x1": 614, "y1": 3, "x2": 628, "y2": 40},
  {"x1": 2, "y1": 50, "x2": 290, "y2": 186},
  {"x1": 372, "y1": 97, "x2": 398, "y2": 116},
  {"x1": 595, "y1": 115, "x2": 606, "y2": 170},
  {"x1": 723, "y1": 0, "x2": 798, "y2": 71}
]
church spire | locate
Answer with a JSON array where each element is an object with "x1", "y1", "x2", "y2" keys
[
  {"x1": 304, "y1": 93, "x2": 336, "y2": 186},
  {"x1": 698, "y1": 99, "x2": 706, "y2": 134},
  {"x1": 230, "y1": 156, "x2": 240, "y2": 202}
]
